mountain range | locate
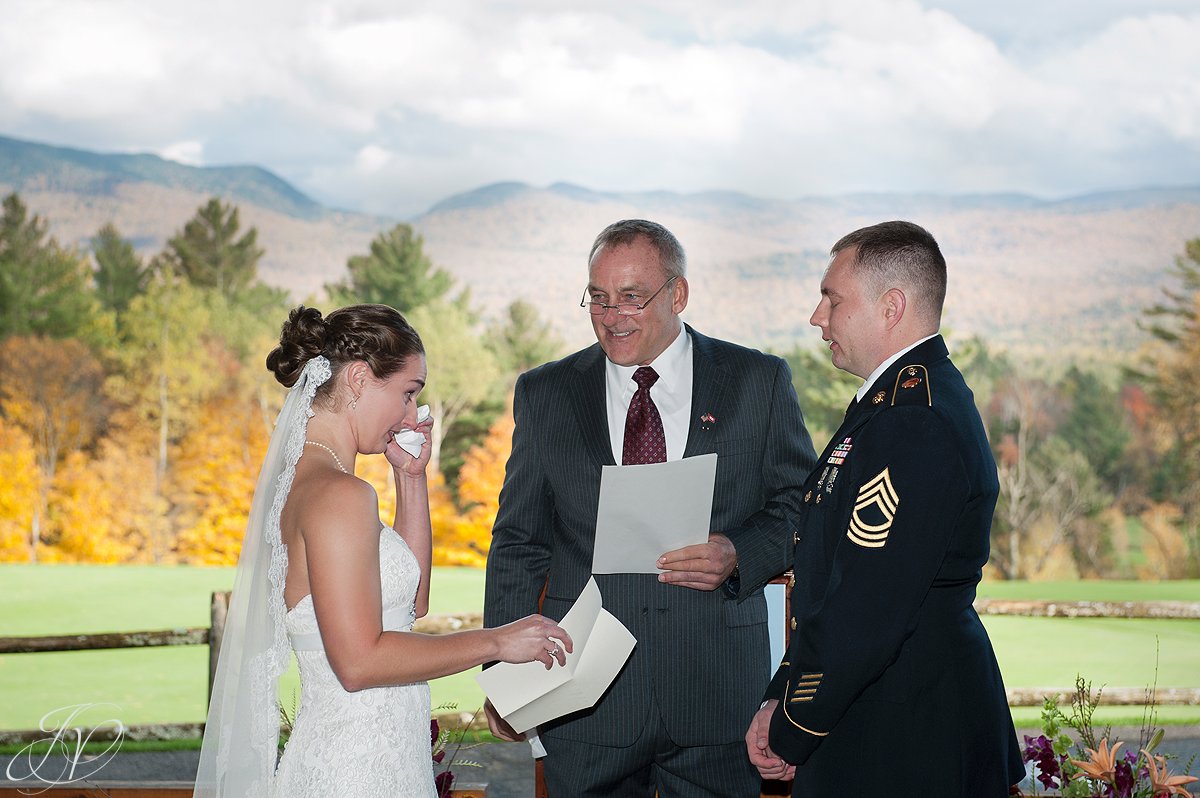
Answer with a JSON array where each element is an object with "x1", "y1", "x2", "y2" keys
[{"x1": 3, "y1": 133, "x2": 1198, "y2": 357}]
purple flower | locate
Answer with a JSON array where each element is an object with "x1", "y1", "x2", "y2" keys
[
  {"x1": 1022, "y1": 735, "x2": 1062, "y2": 790},
  {"x1": 434, "y1": 769, "x2": 456, "y2": 797},
  {"x1": 1111, "y1": 758, "x2": 1135, "y2": 798}
]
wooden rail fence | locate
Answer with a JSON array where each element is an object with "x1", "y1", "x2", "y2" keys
[{"x1": 1, "y1": 593, "x2": 1198, "y2": 747}]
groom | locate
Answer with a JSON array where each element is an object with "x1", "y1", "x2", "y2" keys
[
  {"x1": 746, "y1": 221, "x2": 1024, "y2": 795},
  {"x1": 484, "y1": 219, "x2": 816, "y2": 796}
]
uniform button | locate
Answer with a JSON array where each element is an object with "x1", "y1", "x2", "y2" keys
[
  {"x1": 815, "y1": 494, "x2": 823, "y2": 504},
  {"x1": 804, "y1": 490, "x2": 812, "y2": 503},
  {"x1": 787, "y1": 576, "x2": 796, "y2": 589},
  {"x1": 793, "y1": 531, "x2": 800, "y2": 545},
  {"x1": 790, "y1": 618, "x2": 797, "y2": 631}
]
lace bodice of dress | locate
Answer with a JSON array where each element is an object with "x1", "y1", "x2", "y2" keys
[{"x1": 272, "y1": 527, "x2": 435, "y2": 798}]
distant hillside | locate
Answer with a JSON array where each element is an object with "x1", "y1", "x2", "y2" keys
[
  {"x1": 2, "y1": 133, "x2": 1198, "y2": 356},
  {"x1": 0, "y1": 134, "x2": 326, "y2": 219},
  {"x1": 415, "y1": 182, "x2": 1200, "y2": 355},
  {"x1": 0, "y1": 134, "x2": 394, "y2": 298}
]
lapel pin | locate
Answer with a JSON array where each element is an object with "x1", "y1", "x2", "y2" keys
[{"x1": 700, "y1": 412, "x2": 716, "y2": 431}]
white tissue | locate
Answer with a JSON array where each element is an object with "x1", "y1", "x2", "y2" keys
[{"x1": 392, "y1": 405, "x2": 431, "y2": 458}]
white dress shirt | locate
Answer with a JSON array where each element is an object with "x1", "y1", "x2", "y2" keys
[{"x1": 605, "y1": 326, "x2": 694, "y2": 463}]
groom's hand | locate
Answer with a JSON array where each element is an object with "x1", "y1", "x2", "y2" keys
[
  {"x1": 656, "y1": 533, "x2": 736, "y2": 591},
  {"x1": 483, "y1": 699, "x2": 525, "y2": 742},
  {"x1": 746, "y1": 700, "x2": 795, "y2": 781}
]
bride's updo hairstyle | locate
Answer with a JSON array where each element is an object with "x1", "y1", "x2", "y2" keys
[{"x1": 266, "y1": 304, "x2": 424, "y2": 407}]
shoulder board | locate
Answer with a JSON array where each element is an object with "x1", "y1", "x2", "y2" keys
[{"x1": 890, "y1": 364, "x2": 932, "y2": 407}]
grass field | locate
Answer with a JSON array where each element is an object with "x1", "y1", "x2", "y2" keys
[{"x1": 2, "y1": 565, "x2": 1198, "y2": 731}]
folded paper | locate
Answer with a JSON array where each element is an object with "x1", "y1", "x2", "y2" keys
[{"x1": 475, "y1": 577, "x2": 636, "y2": 734}]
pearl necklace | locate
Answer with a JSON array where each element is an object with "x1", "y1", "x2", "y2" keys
[{"x1": 304, "y1": 440, "x2": 349, "y2": 474}]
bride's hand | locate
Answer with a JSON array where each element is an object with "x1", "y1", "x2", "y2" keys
[
  {"x1": 385, "y1": 414, "x2": 434, "y2": 475},
  {"x1": 495, "y1": 615, "x2": 573, "y2": 670}
]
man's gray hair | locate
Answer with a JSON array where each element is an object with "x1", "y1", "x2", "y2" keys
[{"x1": 588, "y1": 219, "x2": 687, "y2": 280}]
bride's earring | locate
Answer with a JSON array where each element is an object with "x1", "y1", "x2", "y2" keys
[{"x1": 350, "y1": 395, "x2": 358, "y2": 410}]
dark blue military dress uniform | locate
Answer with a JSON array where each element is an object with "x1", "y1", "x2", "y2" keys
[{"x1": 765, "y1": 335, "x2": 1024, "y2": 795}]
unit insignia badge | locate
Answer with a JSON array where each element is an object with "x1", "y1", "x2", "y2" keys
[{"x1": 846, "y1": 467, "x2": 900, "y2": 548}]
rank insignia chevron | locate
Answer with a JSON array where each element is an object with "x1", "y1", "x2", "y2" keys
[{"x1": 847, "y1": 467, "x2": 900, "y2": 548}]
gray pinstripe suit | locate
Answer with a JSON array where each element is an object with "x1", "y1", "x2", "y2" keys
[{"x1": 484, "y1": 325, "x2": 816, "y2": 791}]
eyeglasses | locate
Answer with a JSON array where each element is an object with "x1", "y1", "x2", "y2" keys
[{"x1": 580, "y1": 276, "x2": 678, "y2": 316}]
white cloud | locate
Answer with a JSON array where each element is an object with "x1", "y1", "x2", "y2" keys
[
  {"x1": 353, "y1": 144, "x2": 393, "y2": 173},
  {"x1": 0, "y1": 0, "x2": 1196, "y2": 215},
  {"x1": 1036, "y1": 13, "x2": 1200, "y2": 143},
  {"x1": 158, "y1": 140, "x2": 205, "y2": 166}
]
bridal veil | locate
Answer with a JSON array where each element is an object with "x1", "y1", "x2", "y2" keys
[{"x1": 193, "y1": 355, "x2": 331, "y2": 798}]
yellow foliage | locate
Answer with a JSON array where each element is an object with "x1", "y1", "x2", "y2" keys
[
  {"x1": 174, "y1": 393, "x2": 272, "y2": 565},
  {"x1": 0, "y1": 418, "x2": 40, "y2": 562},
  {"x1": 457, "y1": 409, "x2": 514, "y2": 519},
  {"x1": 7, "y1": 381, "x2": 516, "y2": 568},
  {"x1": 0, "y1": 336, "x2": 108, "y2": 473},
  {"x1": 438, "y1": 409, "x2": 515, "y2": 567},
  {"x1": 1138, "y1": 502, "x2": 1191, "y2": 579},
  {"x1": 44, "y1": 442, "x2": 161, "y2": 563}
]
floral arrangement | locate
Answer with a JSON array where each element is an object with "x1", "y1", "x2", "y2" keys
[
  {"x1": 431, "y1": 705, "x2": 483, "y2": 797},
  {"x1": 1020, "y1": 677, "x2": 1196, "y2": 797}
]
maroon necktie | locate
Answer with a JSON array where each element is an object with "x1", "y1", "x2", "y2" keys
[{"x1": 623, "y1": 367, "x2": 667, "y2": 465}]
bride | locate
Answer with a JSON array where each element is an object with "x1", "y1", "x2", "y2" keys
[{"x1": 194, "y1": 304, "x2": 571, "y2": 798}]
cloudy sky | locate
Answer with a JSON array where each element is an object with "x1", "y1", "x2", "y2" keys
[{"x1": 2, "y1": 0, "x2": 1198, "y2": 218}]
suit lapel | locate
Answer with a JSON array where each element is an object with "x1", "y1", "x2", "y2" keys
[
  {"x1": 683, "y1": 328, "x2": 730, "y2": 457},
  {"x1": 568, "y1": 344, "x2": 617, "y2": 467}
]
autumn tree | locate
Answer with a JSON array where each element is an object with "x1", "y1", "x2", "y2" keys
[
  {"x1": 407, "y1": 301, "x2": 502, "y2": 474},
  {"x1": 0, "y1": 193, "x2": 103, "y2": 341},
  {"x1": 0, "y1": 418, "x2": 39, "y2": 562},
  {"x1": 0, "y1": 336, "x2": 109, "y2": 560},
  {"x1": 43, "y1": 442, "x2": 161, "y2": 563},
  {"x1": 486, "y1": 299, "x2": 564, "y2": 379},
  {"x1": 174, "y1": 389, "x2": 272, "y2": 564},
  {"x1": 107, "y1": 276, "x2": 225, "y2": 559},
  {"x1": 92, "y1": 222, "x2": 151, "y2": 313},
  {"x1": 326, "y1": 224, "x2": 455, "y2": 313},
  {"x1": 161, "y1": 197, "x2": 266, "y2": 301},
  {"x1": 449, "y1": 408, "x2": 515, "y2": 564},
  {"x1": 987, "y1": 375, "x2": 1058, "y2": 579},
  {"x1": 1136, "y1": 236, "x2": 1200, "y2": 574},
  {"x1": 1056, "y1": 366, "x2": 1131, "y2": 490}
]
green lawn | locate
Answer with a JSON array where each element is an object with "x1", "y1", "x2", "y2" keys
[{"x1": 2, "y1": 566, "x2": 1198, "y2": 731}]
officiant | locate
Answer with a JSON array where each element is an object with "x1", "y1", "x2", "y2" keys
[{"x1": 483, "y1": 218, "x2": 817, "y2": 797}]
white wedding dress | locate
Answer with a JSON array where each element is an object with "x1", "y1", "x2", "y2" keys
[{"x1": 271, "y1": 527, "x2": 437, "y2": 797}]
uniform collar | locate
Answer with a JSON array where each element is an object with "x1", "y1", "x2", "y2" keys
[{"x1": 856, "y1": 333, "x2": 939, "y2": 403}]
